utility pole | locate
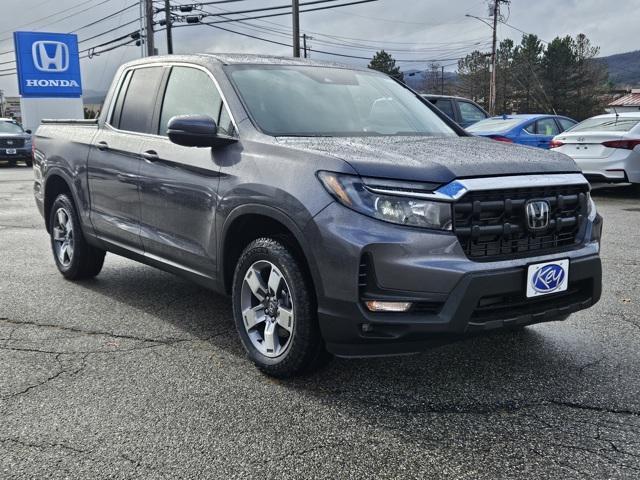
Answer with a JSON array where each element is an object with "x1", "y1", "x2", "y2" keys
[
  {"x1": 144, "y1": 0, "x2": 155, "y2": 57},
  {"x1": 0, "y1": 90, "x2": 4, "y2": 117},
  {"x1": 292, "y1": 0, "x2": 300, "y2": 57},
  {"x1": 489, "y1": 0, "x2": 499, "y2": 116},
  {"x1": 164, "y1": 0, "x2": 173, "y2": 54},
  {"x1": 441, "y1": 65, "x2": 444, "y2": 95},
  {"x1": 302, "y1": 33, "x2": 312, "y2": 58}
]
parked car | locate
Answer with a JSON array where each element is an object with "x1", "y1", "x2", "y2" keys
[
  {"x1": 0, "y1": 118, "x2": 32, "y2": 167},
  {"x1": 33, "y1": 55, "x2": 602, "y2": 378},
  {"x1": 551, "y1": 113, "x2": 640, "y2": 188},
  {"x1": 467, "y1": 114, "x2": 577, "y2": 149},
  {"x1": 421, "y1": 94, "x2": 489, "y2": 128}
]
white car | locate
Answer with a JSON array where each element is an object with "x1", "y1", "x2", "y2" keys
[{"x1": 551, "y1": 113, "x2": 640, "y2": 187}]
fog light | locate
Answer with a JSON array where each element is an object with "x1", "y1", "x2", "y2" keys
[{"x1": 365, "y1": 301, "x2": 412, "y2": 312}]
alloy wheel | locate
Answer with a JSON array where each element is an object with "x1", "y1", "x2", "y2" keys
[
  {"x1": 52, "y1": 208, "x2": 74, "y2": 267},
  {"x1": 240, "y1": 260, "x2": 294, "y2": 358}
]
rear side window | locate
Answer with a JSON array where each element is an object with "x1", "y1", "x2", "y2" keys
[
  {"x1": 534, "y1": 118, "x2": 560, "y2": 136},
  {"x1": 117, "y1": 67, "x2": 165, "y2": 134},
  {"x1": 458, "y1": 101, "x2": 486, "y2": 124},
  {"x1": 558, "y1": 118, "x2": 576, "y2": 132},
  {"x1": 159, "y1": 67, "x2": 223, "y2": 136},
  {"x1": 433, "y1": 99, "x2": 454, "y2": 119}
]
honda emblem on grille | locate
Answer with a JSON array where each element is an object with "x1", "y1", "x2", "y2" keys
[{"x1": 525, "y1": 200, "x2": 550, "y2": 231}]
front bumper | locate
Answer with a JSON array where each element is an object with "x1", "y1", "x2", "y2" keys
[
  {"x1": 0, "y1": 148, "x2": 31, "y2": 159},
  {"x1": 306, "y1": 202, "x2": 603, "y2": 357}
]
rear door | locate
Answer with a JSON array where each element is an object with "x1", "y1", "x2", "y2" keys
[
  {"x1": 137, "y1": 65, "x2": 237, "y2": 277},
  {"x1": 520, "y1": 117, "x2": 560, "y2": 149},
  {"x1": 88, "y1": 66, "x2": 166, "y2": 251},
  {"x1": 431, "y1": 98, "x2": 455, "y2": 122},
  {"x1": 457, "y1": 100, "x2": 487, "y2": 128}
]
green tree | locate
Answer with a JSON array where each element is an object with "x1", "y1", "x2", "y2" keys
[
  {"x1": 495, "y1": 39, "x2": 515, "y2": 114},
  {"x1": 511, "y1": 34, "x2": 547, "y2": 113},
  {"x1": 570, "y1": 33, "x2": 608, "y2": 119},
  {"x1": 542, "y1": 36, "x2": 576, "y2": 116},
  {"x1": 456, "y1": 50, "x2": 490, "y2": 108},
  {"x1": 368, "y1": 50, "x2": 403, "y2": 81}
]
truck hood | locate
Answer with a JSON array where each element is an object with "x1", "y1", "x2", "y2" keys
[{"x1": 276, "y1": 135, "x2": 579, "y2": 184}]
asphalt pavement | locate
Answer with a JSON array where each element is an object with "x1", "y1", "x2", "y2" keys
[{"x1": 0, "y1": 165, "x2": 639, "y2": 479}]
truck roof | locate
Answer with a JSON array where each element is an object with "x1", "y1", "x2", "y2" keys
[{"x1": 121, "y1": 53, "x2": 367, "y2": 71}]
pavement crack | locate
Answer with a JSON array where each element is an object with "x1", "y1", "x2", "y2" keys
[
  {"x1": 551, "y1": 400, "x2": 640, "y2": 417},
  {"x1": 1, "y1": 353, "x2": 88, "y2": 401},
  {"x1": 0, "y1": 317, "x2": 189, "y2": 345}
]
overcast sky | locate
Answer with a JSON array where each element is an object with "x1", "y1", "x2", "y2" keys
[{"x1": 0, "y1": 0, "x2": 636, "y2": 97}]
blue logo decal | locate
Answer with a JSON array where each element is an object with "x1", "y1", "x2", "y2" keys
[
  {"x1": 437, "y1": 181, "x2": 466, "y2": 198},
  {"x1": 532, "y1": 264, "x2": 565, "y2": 293},
  {"x1": 13, "y1": 31, "x2": 82, "y2": 98}
]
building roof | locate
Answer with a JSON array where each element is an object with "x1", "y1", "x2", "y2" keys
[{"x1": 608, "y1": 89, "x2": 640, "y2": 107}]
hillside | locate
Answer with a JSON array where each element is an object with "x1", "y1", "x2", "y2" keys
[{"x1": 601, "y1": 50, "x2": 640, "y2": 87}]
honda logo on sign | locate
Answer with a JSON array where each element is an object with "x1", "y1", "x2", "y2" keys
[
  {"x1": 525, "y1": 200, "x2": 550, "y2": 231},
  {"x1": 32, "y1": 41, "x2": 69, "y2": 72}
]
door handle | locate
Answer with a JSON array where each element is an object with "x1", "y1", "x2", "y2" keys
[
  {"x1": 96, "y1": 141, "x2": 109, "y2": 151},
  {"x1": 141, "y1": 150, "x2": 159, "y2": 162}
]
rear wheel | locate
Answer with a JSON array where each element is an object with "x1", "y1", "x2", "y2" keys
[
  {"x1": 8, "y1": 159, "x2": 16, "y2": 168},
  {"x1": 232, "y1": 237, "x2": 329, "y2": 378},
  {"x1": 49, "y1": 194, "x2": 106, "y2": 280},
  {"x1": 24, "y1": 158, "x2": 33, "y2": 167}
]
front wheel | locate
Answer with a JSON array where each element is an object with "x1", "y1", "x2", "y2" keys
[
  {"x1": 49, "y1": 194, "x2": 106, "y2": 280},
  {"x1": 232, "y1": 237, "x2": 329, "y2": 377}
]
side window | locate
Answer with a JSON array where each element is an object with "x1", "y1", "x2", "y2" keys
[
  {"x1": 118, "y1": 67, "x2": 165, "y2": 134},
  {"x1": 558, "y1": 118, "x2": 576, "y2": 132},
  {"x1": 524, "y1": 122, "x2": 536, "y2": 134},
  {"x1": 535, "y1": 118, "x2": 560, "y2": 136},
  {"x1": 433, "y1": 99, "x2": 454, "y2": 119},
  {"x1": 458, "y1": 101, "x2": 486, "y2": 124},
  {"x1": 159, "y1": 67, "x2": 223, "y2": 136},
  {"x1": 109, "y1": 70, "x2": 132, "y2": 128}
]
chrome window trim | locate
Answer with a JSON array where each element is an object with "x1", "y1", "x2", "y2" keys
[
  {"x1": 367, "y1": 173, "x2": 589, "y2": 202},
  {"x1": 105, "y1": 61, "x2": 239, "y2": 139}
]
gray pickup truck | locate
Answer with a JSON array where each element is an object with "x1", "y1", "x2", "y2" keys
[{"x1": 33, "y1": 54, "x2": 603, "y2": 377}]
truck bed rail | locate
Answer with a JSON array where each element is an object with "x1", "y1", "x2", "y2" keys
[{"x1": 40, "y1": 118, "x2": 98, "y2": 125}]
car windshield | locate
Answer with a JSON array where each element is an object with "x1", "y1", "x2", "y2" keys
[
  {"x1": 0, "y1": 122, "x2": 24, "y2": 134},
  {"x1": 226, "y1": 65, "x2": 457, "y2": 137},
  {"x1": 466, "y1": 118, "x2": 521, "y2": 133},
  {"x1": 568, "y1": 117, "x2": 640, "y2": 133}
]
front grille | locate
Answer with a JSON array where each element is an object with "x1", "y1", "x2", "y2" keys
[
  {"x1": 454, "y1": 184, "x2": 589, "y2": 260},
  {"x1": 0, "y1": 138, "x2": 25, "y2": 148}
]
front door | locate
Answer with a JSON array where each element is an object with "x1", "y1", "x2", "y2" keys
[
  {"x1": 88, "y1": 66, "x2": 166, "y2": 251},
  {"x1": 137, "y1": 65, "x2": 238, "y2": 277}
]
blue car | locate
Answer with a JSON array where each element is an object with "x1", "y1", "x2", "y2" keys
[{"x1": 466, "y1": 114, "x2": 577, "y2": 149}]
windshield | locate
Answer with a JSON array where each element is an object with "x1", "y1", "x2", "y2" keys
[
  {"x1": 467, "y1": 118, "x2": 521, "y2": 133},
  {"x1": 0, "y1": 121, "x2": 24, "y2": 134},
  {"x1": 569, "y1": 117, "x2": 640, "y2": 133},
  {"x1": 226, "y1": 65, "x2": 457, "y2": 137}
]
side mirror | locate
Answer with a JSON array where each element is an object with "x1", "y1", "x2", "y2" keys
[
  {"x1": 167, "y1": 115, "x2": 236, "y2": 148},
  {"x1": 25, "y1": 129, "x2": 32, "y2": 134}
]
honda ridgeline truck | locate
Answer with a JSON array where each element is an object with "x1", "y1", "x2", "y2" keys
[{"x1": 33, "y1": 55, "x2": 603, "y2": 377}]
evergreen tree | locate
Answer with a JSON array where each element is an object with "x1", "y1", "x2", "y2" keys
[{"x1": 368, "y1": 50, "x2": 403, "y2": 81}]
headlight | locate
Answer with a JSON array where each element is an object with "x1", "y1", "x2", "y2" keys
[{"x1": 317, "y1": 171, "x2": 452, "y2": 230}]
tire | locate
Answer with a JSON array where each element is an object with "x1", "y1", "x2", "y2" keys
[
  {"x1": 49, "y1": 194, "x2": 106, "y2": 280},
  {"x1": 8, "y1": 159, "x2": 16, "y2": 167},
  {"x1": 24, "y1": 159, "x2": 33, "y2": 167},
  {"x1": 232, "y1": 237, "x2": 329, "y2": 378}
]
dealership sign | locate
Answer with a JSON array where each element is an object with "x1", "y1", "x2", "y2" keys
[{"x1": 13, "y1": 31, "x2": 82, "y2": 97}]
